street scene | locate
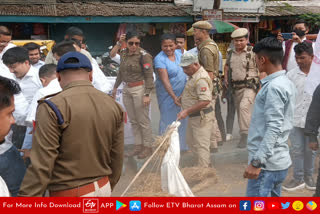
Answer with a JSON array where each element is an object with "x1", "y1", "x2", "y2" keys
[{"x1": 0, "y1": 0, "x2": 320, "y2": 199}]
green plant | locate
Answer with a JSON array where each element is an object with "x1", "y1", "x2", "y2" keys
[{"x1": 299, "y1": 13, "x2": 320, "y2": 33}]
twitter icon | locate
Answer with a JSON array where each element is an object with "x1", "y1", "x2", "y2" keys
[{"x1": 281, "y1": 202, "x2": 290, "y2": 209}]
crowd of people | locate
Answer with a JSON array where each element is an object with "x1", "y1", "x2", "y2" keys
[{"x1": 0, "y1": 18, "x2": 319, "y2": 198}]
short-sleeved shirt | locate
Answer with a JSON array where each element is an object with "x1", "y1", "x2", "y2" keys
[
  {"x1": 198, "y1": 39, "x2": 219, "y2": 77},
  {"x1": 181, "y1": 66, "x2": 213, "y2": 110},
  {"x1": 114, "y1": 47, "x2": 154, "y2": 94},
  {"x1": 227, "y1": 46, "x2": 259, "y2": 81},
  {"x1": 154, "y1": 50, "x2": 186, "y2": 102}
]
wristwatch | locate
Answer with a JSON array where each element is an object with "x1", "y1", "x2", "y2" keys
[
  {"x1": 116, "y1": 41, "x2": 121, "y2": 47},
  {"x1": 251, "y1": 159, "x2": 265, "y2": 168},
  {"x1": 144, "y1": 93, "x2": 149, "y2": 97}
]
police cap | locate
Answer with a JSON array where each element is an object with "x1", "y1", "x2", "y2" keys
[
  {"x1": 231, "y1": 28, "x2": 248, "y2": 39},
  {"x1": 57, "y1": 51, "x2": 92, "y2": 73},
  {"x1": 179, "y1": 53, "x2": 199, "y2": 67},
  {"x1": 192, "y1": 21, "x2": 212, "y2": 31}
]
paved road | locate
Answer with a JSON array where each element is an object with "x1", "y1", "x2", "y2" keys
[{"x1": 112, "y1": 91, "x2": 318, "y2": 197}]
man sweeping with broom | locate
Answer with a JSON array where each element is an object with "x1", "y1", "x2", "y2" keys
[{"x1": 177, "y1": 53, "x2": 214, "y2": 167}]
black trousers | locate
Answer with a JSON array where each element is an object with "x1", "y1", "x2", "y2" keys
[
  {"x1": 226, "y1": 95, "x2": 236, "y2": 135},
  {"x1": 215, "y1": 96, "x2": 226, "y2": 141}
]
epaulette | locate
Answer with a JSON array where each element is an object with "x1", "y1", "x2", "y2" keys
[
  {"x1": 38, "y1": 91, "x2": 61, "y2": 104},
  {"x1": 140, "y1": 49, "x2": 147, "y2": 56}
]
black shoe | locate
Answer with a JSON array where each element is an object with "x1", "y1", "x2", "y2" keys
[
  {"x1": 305, "y1": 176, "x2": 316, "y2": 190},
  {"x1": 282, "y1": 179, "x2": 305, "y2": 191},
  {"x1": 237, "y1": 134, "x2": 247, "y2": 148}
]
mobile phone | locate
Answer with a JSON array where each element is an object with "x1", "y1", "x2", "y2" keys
[{"x1": 281, "y1": 33, "x2": 293, "y2": 40}]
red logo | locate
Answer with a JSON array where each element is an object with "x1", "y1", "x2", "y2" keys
[
  {"x1": 267, "y1": 202, "x2": 280, "y2": 210},
  {"x1": 83, "y1": 199, "x2": 99, "y2": 213}
]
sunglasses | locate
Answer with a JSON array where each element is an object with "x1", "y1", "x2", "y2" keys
[{"x1": 128, "y1": 42, "x2": 140, "y2": 46}]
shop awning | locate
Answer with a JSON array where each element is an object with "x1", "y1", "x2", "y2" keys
[{"x1": 0, "y1": 2, "x2": 193, "y2": 23}]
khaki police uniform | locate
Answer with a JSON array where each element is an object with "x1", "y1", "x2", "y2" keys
[
  {"x1": 114, "y1": 47, "x2": 154, "y2": 148},
  {"x1": 198, "y1": 39, "x2": 220, "y2": 78},
  {"x1": 19, "y1": 80, "x2": 124, "y2": 196},
  {"x1": 192, "y1": 21, "x2": 221, "y2": 150},
  {"x1": 227, "y1": 46, "x2": 259, "y2": 135},
  {"x1": 198, "y1": 40, "x2": 220, "y2": 150},
  {"x1": 181, "y1": 66, "x2": 214, "y2": 167}
]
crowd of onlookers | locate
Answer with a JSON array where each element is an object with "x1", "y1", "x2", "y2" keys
[{"x1": 0, "y1": 19, "x2": 319, "y2": 197}]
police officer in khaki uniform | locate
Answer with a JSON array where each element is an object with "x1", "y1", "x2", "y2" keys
[
  {"x1": 177, "y1": 53, "x2": 214, "y2": 167},
  {"x1": 111, "y1": 31, "x2": 154, "y2": 159},
  {"x1": 192, "y1": 20, "x2": 220, "y2": 152},
  {"x1": 19, "y1": 52, "x2": 124, "y2": 196},
  {"x1": 224, "y1": 28, "x2": 259, "y2": 148}
]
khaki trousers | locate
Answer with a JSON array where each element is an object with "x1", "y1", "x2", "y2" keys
[
  {"x1": 233, "y1": 88, "x2": 256, "y2": 134},
  {"x1": 209, "y1": 97, "x2": 219, "y2": 149},
  {"x1": 123, "y1": 85, "x2": 153, "y2": 147},
  {"x1": 186, "y1": 111, "x2": 214, "y2": 167}
]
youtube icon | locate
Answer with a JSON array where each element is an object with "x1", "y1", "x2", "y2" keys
[{"x1": 268, "y1": 202, "x2": 280, "y2": 210}]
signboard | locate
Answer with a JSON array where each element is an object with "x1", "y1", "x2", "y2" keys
[
  {"x1": 220, "y1": 0, "x2": 265, "y2": 14},
  {"x1": 202, "y1": 9, "x2": 223, "y2": 21},
  {"x1": 223, "y1": 15, "x2": 260, "y2": 23},
  {"x1": 193, "y1": 0, "x2": 215, "y2": 12}
]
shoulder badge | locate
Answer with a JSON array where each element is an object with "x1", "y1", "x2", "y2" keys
[
  {"x1": 200, "y1": 87, "x2": 207, "y2": 92},
  {"x1": 143, "y1": 63, "x2": 151, "y2": 70}
]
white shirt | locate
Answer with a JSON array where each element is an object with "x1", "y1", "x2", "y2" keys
[
  {"x1": 32, "y1": 60, "x2": 45, "y2": 70},
  {"x1": 0, "y1": 176, "x2": 9, "y2": 197},
  {"x1": 91, "y1": 58, "x2": 113, "y2": 94},
  {"x1": 286, "y1": 67, "x2": 312, "y2": 128},
  {"x1": 186, "y1": 47, "x2": 198, "y2": 55},
  {"x1": 25, "y1": 78, "x2": 62, "y2": 125},
  {"x1": 0, "y1": 43, "x2": 16, "y2": 60},
  {"x1": 111, "y1": 54, "x2": 121, "y2": 64},
  {"x1": 14, "y1": 65, "x2": 42, "y2": 105},
  {"x1": 0, "y1": 63, "x2": 28, "y2": 126},
  {"x1": 283, "y1": 38, "x2": 315, "y2": 71}
]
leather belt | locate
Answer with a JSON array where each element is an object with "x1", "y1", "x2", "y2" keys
[
  {"x1": 125, "y1": 80, "x2": 144, "y2": 87},
  {"x1": 49, "y1": 176, "x2": 109, "y2": 197},
  {"x1": 189, "y1": 106, "x2": 213, "y2": 118}
]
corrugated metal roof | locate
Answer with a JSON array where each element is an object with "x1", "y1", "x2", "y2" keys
[
  {"x1": 0, "y1": 1, "x2": 318, "y2": 17},
  {"x1": 0, "y1": 4, "x2": 57, "y2": 16},
  {"x1": 224, "y1": 5, "x2": 319, "y2": 17},
  {"x1": 0, "y1": 2, "x2": 191, "y2": 17}
]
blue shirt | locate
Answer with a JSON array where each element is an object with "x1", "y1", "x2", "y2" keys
[{"x1": 248, "y1": 70, "x2": 296, "y2": 171}]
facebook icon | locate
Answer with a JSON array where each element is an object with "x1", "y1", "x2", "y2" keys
[{"x1": 240, "y1": 201, "x2": 251, "y2": 211}]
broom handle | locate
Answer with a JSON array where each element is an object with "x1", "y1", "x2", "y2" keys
[{"x1": 120, "y1": 127, "x2": 175, "y2": 197}]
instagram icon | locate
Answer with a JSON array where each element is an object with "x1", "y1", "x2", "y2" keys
[{"x1": 254, "y1": 201, "x2": 265, "y2": 211}]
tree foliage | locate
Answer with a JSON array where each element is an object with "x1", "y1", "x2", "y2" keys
[{"x1": 299, "y1": 13, "x2": 320, "y2": 33}]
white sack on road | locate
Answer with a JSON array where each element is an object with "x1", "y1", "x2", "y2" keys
[{"x1": 161, "y1": 121, "x2": 194, "y2": 197}]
